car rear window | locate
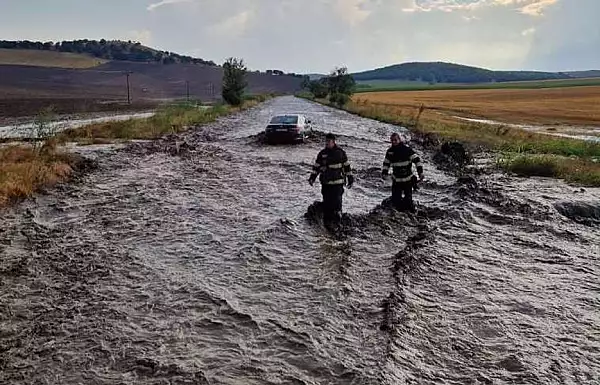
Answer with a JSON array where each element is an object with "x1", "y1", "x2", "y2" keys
[{"x1": 270, "y1": 115, "x2": 298, "y2": 124}]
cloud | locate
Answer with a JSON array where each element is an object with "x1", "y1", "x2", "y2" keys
[
  {"x1": 521, "y1": 27, "x2": 535, "y2": 36},
  {"x1": 518, "y1": 0, "x2": 558, "y2": 16},
  {"x1": 402, "y1": 0, "x2": 559, "y2": 15},
  {"x1": 147, "y1": 0, "x2": 191, "y2": 12},
  {"x1": 333, "y1": 0, "x2": 372, "y2": 26},
  {"x1": 208, "y1": 10, "x2": 255, "y2": 37},
  {"x1": 7, "y1": 0, "x2": 594, "y2": 74},
  {"x1": 128, "y1": 29, "x2": 152, "y2": 44}
]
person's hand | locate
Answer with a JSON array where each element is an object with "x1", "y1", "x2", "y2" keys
[{"x1": 347, "y1": 175, "x2": 354, "y2": 188}]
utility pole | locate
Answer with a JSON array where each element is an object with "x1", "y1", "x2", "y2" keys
[
  {"x1": 207, "y1": 82, "x2": 214, "y2": 98},
  {"x1": 186, "y1": 80, "x2": 190, "y2": 101},
  {"x1": 123, "y1": 71, "x2": 133, "y2": 104}
]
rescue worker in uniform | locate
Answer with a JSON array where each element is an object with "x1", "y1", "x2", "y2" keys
[
  {"x1": 309, "y1": 133, "x2": 354, "y2": 228},
  {"x1": 381, "y1": 132, "x2": 424, "y2": 212}
]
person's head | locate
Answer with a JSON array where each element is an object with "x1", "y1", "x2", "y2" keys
[
  {"x1": 390, "y1": 132, "x2": 402, "y2": 146},
  {"x1": 325, "y1": 133, "x2": 336, "y2": 148}
]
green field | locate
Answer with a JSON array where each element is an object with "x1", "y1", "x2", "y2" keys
[{"x1": 355, "y1": 77, "x2": 600, "y2": 93}]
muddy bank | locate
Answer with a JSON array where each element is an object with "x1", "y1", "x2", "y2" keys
[{"x1": 1, "y1": 96, "x2": 599, "y2": 384}]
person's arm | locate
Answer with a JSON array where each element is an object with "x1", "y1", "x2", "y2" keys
[
  {"x1": 309, "y1": 151, "x2": 323, "y2": 185},
  {"x1": 342, "y1": 150, "x2": 354, "y2": 187},
  {"x1": 382, "y1": 148, "x2": 391, "y2": 178},
  {"x1": 410, "y1": 149, "x2": 424, "y2": 179}
]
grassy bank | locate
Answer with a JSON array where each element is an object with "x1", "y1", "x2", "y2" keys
[
  {"x1": 57, "y1": 95, "x2": 270, "y2": 144},
  {"x1": 1, "y1": 94, "x2": 272, "y2": 206},
  {"x1": 300, "y1": 94, "x2": 600, "y2": 186}
]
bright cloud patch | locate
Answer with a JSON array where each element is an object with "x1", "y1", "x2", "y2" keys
[
  {"x1": 405, "y1": 0, "x2": 558, "y2": 15},
  {"x1": 147, "y1": 0, "x2": 191, "y2": 12}
]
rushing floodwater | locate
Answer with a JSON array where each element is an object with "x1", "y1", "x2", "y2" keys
[
  {"x1": 1, "y1": 96, "x2": 599, "y2": 385},
  {"x1": 0, "y1": 112, "x2": 156, "y2": 139}
]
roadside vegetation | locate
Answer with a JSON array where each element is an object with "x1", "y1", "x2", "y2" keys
[
  {"x1": 301, "y1": 66, "x2": 356, "y2": 107},
  {"x1": 0, "y1": 108, "x2": 76, "y2": 206},
  {"x1": 299, "y1": 82, "x2": 600, "y2": 187}
]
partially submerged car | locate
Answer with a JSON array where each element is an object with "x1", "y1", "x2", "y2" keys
[{"x1": 264, "y1": 114, "x2": 312, "y2": 144}]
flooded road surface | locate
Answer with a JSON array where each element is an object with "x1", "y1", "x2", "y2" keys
[
  {"x1": 0, "y1": 111, "x2": 156, "y2": 139},
  {"x1": 1, "y1": 96, "x2": 599, "y2": 384}
]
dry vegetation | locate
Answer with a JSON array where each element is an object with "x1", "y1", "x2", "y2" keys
[
  {"x1": 326, "y1": 89, "x2": 600, "y2": 186},
  {"x1": 0, "y1": 145, "x2": 75, "y2": 206},
  {"x1": 0, "y1": 48, "x2": 106, "y2": 68},
  {"x1": 355, "y1": 86, "x2": 600, "y2": 126}
]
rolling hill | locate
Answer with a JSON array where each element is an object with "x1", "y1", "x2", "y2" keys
[
  {"x1": 0, "y1": 39, "x2": 217, "y2": 66},
  {"x1": 566, "y1": 70, "x2": 600, "y2": 79},
  {"x1": 351, "y1": 62, "x2": 576, "y2": 83}
]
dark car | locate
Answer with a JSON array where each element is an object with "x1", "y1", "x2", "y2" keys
[{"x1": 264, "y1": 114, "x2": 312, "y2": 144}]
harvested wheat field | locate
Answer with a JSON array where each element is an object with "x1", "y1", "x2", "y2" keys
[
  {"x1": 354, "y1": 86, "x2": 600, "y2": 126},
  {"x1": 0, "y1": 48, "x2": 106, "y2": 69}
]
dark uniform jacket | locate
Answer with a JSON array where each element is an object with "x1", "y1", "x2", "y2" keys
[
  {"x1": 310, "y1": 145, "x2": 353, "y2": 185},
  {"x1": 382, "y1": 144, "x2": 423, "y2": 183}
]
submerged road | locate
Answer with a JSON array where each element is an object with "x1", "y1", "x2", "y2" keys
[{"x1": 1, "y1": 96, "x2": 599, "y2": 384}]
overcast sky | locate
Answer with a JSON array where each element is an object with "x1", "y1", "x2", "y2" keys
[{"x1": 1, "y1": 0, "x2": 598, "y2": 73}]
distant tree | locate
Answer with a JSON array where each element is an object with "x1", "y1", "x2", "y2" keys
[
  {"x1": 300, "y1": 76, "x2": 311, "y2": 90},
  {"x1": 326, "y1": 66, "x2": 355, "y2": 107},
  {"x1": 308, "y1": 79, "x2": 329, "y2": 98},
  {"x1": 222, "y1": 57, "x2": 248, "y2": 106}
]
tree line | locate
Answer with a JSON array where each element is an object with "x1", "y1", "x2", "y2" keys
[
  {"x1": 300, "y1": 67, "x2": 355, "y2": 107},
  {"x1": 0, "y1": 39, "x2": 217, "y2": 66},
  {"x1": 220, "y1": 58, "x2": 354, "y2": 109}
]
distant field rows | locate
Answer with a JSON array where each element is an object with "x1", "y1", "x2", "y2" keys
[
  {"x1": 355, "y1": 77, "x2": 600, "y2": 92},
  {"x1": 353, "y1": 86, "x2": 600, "y2": 126}
]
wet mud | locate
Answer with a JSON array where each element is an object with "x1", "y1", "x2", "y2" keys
[{"x1": 1, "y1": 96, "x2": 599, "y2": 384}]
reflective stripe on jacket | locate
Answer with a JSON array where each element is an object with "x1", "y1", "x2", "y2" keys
[
  {"x1": 382, "y1": 144, "x2": 423, "y2": 183},
  {"x1": 310, "y1": 146, "x2": 352, "y2": 185}
]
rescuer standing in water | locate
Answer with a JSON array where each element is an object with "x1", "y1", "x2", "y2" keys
[{"x1": 309, "y1": 133, "x2": 354, "y2": 230}]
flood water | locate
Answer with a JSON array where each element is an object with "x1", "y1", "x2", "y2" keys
[
  {"x1": 453, "y1": 115, "x2": 600, "y2": 143},
  {"x1": 0, "y1": 111, "x2": 156, "y2": 139},
  {"x1": 1, "y1": 96, "x2": 599, "y2": 384}
]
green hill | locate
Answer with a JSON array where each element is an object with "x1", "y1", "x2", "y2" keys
[
  {"x1": 0, "y1": 39, "x2": 217, "y2": 66},
  {"x1": 351, "y1": 62, "x2": 576, "y2": 84}
]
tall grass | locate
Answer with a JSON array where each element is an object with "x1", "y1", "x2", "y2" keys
[
  {"x1": 0, "y1": 144, "x2": 75, "y2": 206},
  {"x1": 58, "y1": 97, "x2": 267, "y2": 143}
]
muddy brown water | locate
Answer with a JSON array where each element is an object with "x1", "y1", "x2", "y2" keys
[{"x1": 1, "y1": 96, "x2": 599, "y2": 384}]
